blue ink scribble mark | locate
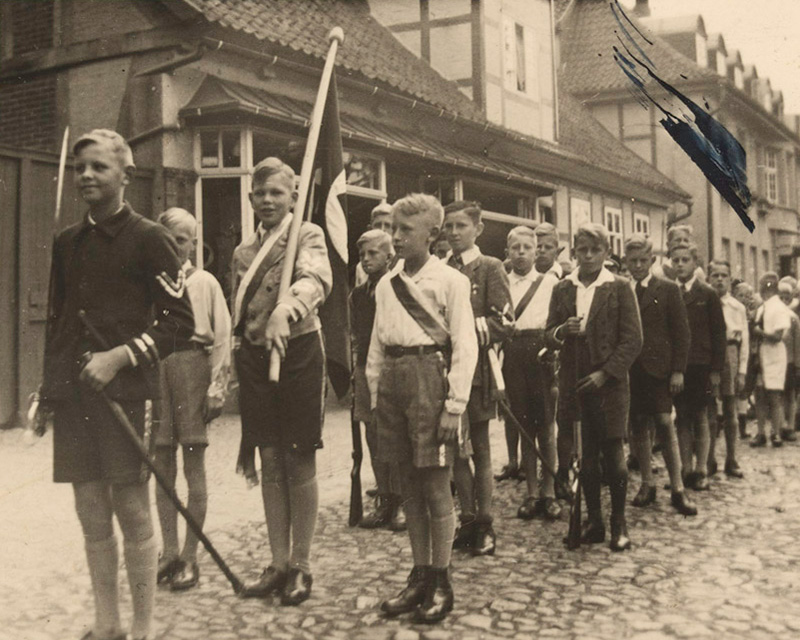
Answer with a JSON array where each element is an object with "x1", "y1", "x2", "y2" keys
[
  {"x1": 610, "y1": 1, "x2": 655, "y2": 69},
  {"x1": 611, "y1": 4, "x2": 754, "y2": 233}
]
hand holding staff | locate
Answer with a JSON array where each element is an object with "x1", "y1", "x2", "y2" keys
[{"x1": 269, "y1": 27, "x2": 344, "y2": 382}]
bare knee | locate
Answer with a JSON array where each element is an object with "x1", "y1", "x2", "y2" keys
[
  {"x1": 73, "y1": 481, "x2": 114, "y2": 542},
  {"x1": 182, "y1": 445, "x2": 207, "y2": 489},
  {"x1": 285, "y1": 451, "x2": 316, "y2": 485}
]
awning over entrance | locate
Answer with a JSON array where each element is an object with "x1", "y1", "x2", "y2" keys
[{"x1": 180, "y1": 76, "x2": 557, "y2": 190}]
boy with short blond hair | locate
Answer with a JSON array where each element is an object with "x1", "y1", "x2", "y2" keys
[
  {"x1": 351, "y1": 229, "x2": 404, "y2": 530},
  {"x1": 153, "y1": 208, "x2": 231, "y2": 591},
  {"x1": 503, "y1": 223, "x2": 562, "y2": 521},
  {"x1": 42, "y1": 129, "x2": 195, "y2": 640},
  {"x1": 671, "y1": 243, "x2": 726, "y2": 490},
  {"x1": 233, "y1": 157, "x2": 332, "y2": 606},
  {"x1": 547, "y1": 223, "x2": 642, "y2": 551},
  {"x1": 368, "y1": 193, "x2": 478, "y2": 623},
  {"x1": 444, "y1": 200, "x2": 513, "y2": 557}
]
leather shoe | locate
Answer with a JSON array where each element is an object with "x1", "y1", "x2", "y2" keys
[
  {"x1": 413, "y1": 567, "x2": 454, "y2": 624},
  {"x1": 170, "y1": 561, "x2": 199, "y2": 591},
  {"x1": 670, "y1": 490, "x2": 697, "y2": 516},
  {"x1": 389, "y1": 498, "x2": 407, "y2": 532},
  {"x1": 381, "y1": 565, "x2": 429, "y2": 616},
  {"x1": 281, "y1": 568, "x2": 312, "y2": 606},
  {"x1": 452, "y1": 517, "x2": 476, "y2": 550},
  {"x1": 580, "y1": 519, "x2": 606, "y2": 544},
  {"x1": 554, "y1": 469, "x2": 571, "y2": 500},
  {"x1": 693, "y1": 474, "x2": 710, "y2": 491},
  {"x1": 542, "y1": 497, "x2": 562, "y2": 521},
  {"x1": 781, "y1": 429, "x2": 798, "y2": 442},
  {"x1": 631, "y1": 484, "x2": 656, "y2": 507},
  {"x1": 683, "y1": 471, "x2": 699, "y2": 489},
  {"x1": 724, "y1": 460, "x2": 744, "y2": 478},
  {"x1": 239, "y1": 566, "x2": 287, "y2": 598},
  {"x1": 771, "y1": 433, "x2": 783, "y2": 448},
  {"x1": 517, "y1": 496, "x2": 542, "y2": 520},
  {"x1": 707, "y1": 459, "x2": 719, "y2": 476},
  {"x1": 494, "y1": 463, "x2": 520, "y2": 481},
  {"x1": 471, "y1": 522, "x2": 496, "y2": 557},
  {"x1": 750, "y1": 434, "x2": 767, "y2": 448},
  {"x1": 609, "y1": 518, "x2": 631, "y2": 552},
  {"x1": 359, "y1": 495, "x2": 393, "y2": 529},
  {"x1": 157, "y1": 557, "x2": 183, "y2": 585}
]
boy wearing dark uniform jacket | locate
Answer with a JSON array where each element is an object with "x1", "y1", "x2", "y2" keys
[
  {"x1": 547, "y1": 223, "x2": 642, "y2": 552},
  {"x1": 351, "y1": 229, "x2": 405, "y2": 531},
  {"x1": 234, "y1": 158, "x2": 332, "y2": 606},
  {"x1": 367, "y1": 194, "x2": 478, "y2": 624},
  {"x1": 41, "y1": 130, "x2": 195, "y2": 640},
  {"x1": 671, "y1": 243, "x2": 726, "y2": 490},
  {"x1": 503, "y1": 224, "x2": 562, "y2": 521},
  {"x1": 444, "y1": 201, "x2": 513, "y2": 557},
  {"x1": 624, "y1": 235, "x2": 697, "y2": 516}
]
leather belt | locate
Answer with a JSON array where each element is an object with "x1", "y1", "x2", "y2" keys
[{"x1": 385, "y1": 344, "x2": 444, "y2": 358}]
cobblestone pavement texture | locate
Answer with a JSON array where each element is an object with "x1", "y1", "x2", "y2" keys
[{"x1": 2, "y1": 404, "x2": 800, "y2": 640}]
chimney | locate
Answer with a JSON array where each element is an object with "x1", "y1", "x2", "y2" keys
[{"x1": 633, "y1": 0, "x2": 651, "y2": 17}]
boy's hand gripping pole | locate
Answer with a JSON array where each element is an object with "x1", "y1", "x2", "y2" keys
[{"x1": 78, "y1": 311, "x2": 245, "y2": 594}]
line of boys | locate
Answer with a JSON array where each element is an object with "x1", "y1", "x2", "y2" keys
[{"x1": 49, "y1": 128, "x2": 796, "y2": 638}]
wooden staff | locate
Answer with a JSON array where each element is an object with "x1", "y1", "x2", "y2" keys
[
  {"x1": 27, "y1": 126, "x2": 70, "y2": 436},
  {"x1": 269, "y1": 27, "x2": 345, "y2": 382}
]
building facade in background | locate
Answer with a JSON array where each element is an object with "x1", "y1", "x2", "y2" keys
[
  {"x1": 0, "y1": 0, "x2": 688, "y2": 426},
  {"x1": 557, "y1": 0, "x2": 800, "y2": 284}
]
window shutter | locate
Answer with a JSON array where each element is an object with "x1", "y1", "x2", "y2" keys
[{"x1": 756, "y1": 145, "x2": 765, "y2": 197}]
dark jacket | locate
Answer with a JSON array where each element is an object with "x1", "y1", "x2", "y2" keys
[
  {"x1": 546, "y1": 275, "x2": 643, "y2": 387},
  {"x1": 42, "y1": 204, "x2": 195, "y2": 402},
  {"x1": 635, "y1": 276, "x2": 691, "y2": 379},
  {"x1": 449, "y1": 253, "x2": 513, "y2": 396},
  {"x1": 349, "y1": 277, "x2": 379, "y2": 367},
  {"x1": 683, "y1": 279, "x2": 727, "y2": 371}
]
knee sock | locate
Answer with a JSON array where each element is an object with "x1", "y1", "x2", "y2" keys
[
  {"x1": 288, "y1": 477, "x2": 319, "y2": 574},
  {"x1": 629, "y1": 429, "x2": 653, "y2": 486},
  {"x1": 123, "y1": 535, "x2": 158, "y2": 640},
  {"x1": 261, "y1": 478, "x2": 291, "y2": 571},
  {"x1": 181, "y1": 447, "x2": 208, "y2": 563},
  {"x1": 582, "y1": 461, "x2": 602, "y2": 522},
  {"x1": 504, "y1": 420, "x2": 519, "y2": 467},
  {"x1": 452, "y1": 457, "x2": 475, "y2": 518},
  {"x1": 85, "y1": 535, "x2": 122, "y2": 638},
  {"x1": 154, "y1": 448, "x2": 179, "y2": 561},
  {"x1": 403, "y1": 494, "x2": 432, "y2": 567},
  {"x1": 429, "y1": 511, "x2": 455, "y2": 569},
  {"x1": 603, "y1": 441, "x2": 627, "y2": 525},
  {"x1": 694, "y1": 411, "x2": 710, "y2": 476},
  {"x1": 656, "y1": 417, "x2": 684, "y2": 492}
]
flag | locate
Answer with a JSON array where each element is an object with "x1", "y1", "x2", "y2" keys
[{"x1": 309, "y1": 71, "x2": 351, "y2": 399}]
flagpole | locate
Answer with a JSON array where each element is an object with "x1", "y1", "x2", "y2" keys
[{"x1": 269, "y1": 27, "x2": 345, "y2": 383}]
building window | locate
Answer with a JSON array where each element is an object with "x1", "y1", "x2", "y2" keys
[
  {"x1": 503, "y1": 19, "x2": 527, "y2": 94},
  {"x1": 736, "y1": 242, "x2": 745, "y2": 279},
  {"x1": 766, "y1": 148, "x2": 778, "y2": 203},
  {"x1": 763, "y1": 249, "x2": 770, "y2": 274},
  {"x1": 343, "y1": 151, "x2": 385, "y2": 196},
  {"x1": 604, "y1": 206, "x2": 623, "y2": 257},
  {"x1": 722, "y1": 238, "x2": 731, "y2": 264},
  {"x1": 750, "y1": 246, "x2": 758, "y2": 285},
  {"x1": 200, "y1": 129, "x2": 243, "y2": 169},
  {"x1": 633, "y1": 212, "x2": 650, "y2": 236}
]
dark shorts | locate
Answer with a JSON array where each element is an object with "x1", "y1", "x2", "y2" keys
[
  {"x1": 629, "y1": 362, "x2": 673, "y2": 420},
  {"x1": 503, "y1": 334, "x2": 555, "y2": 438},
  {"x1": 674, "y1": 364, "x2": 711, "y2": 414},
  {"x1": 154, "y1": 349, "x2": 211, "y2": 448},
  {"x1": 352, "y1": 364, "x2": 372, "y2": 424},
  {"x1": 236, "y1": 331, "x2": 326, "y2": 454},
  {"x1": 53, "y1": 393, "x2": 150, "y2": 484},
  {"x1": 376, "y1": 351, "x2": 461, "y2": 468}
]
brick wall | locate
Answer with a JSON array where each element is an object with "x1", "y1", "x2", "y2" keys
[
  {"x1": 0, "y1": 75, "x2": 57, "y2": 150},
  {"x1": 11, "y1": 0, "x2": 54, "y2": 55}
]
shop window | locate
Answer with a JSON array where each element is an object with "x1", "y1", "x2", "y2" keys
[
  {"x1": 421, "y1": 176, "x2": 457, "y2": 206},
  {"x1": 252, "y1": 130, "x2": 303, "y2": 173},
  {"x1": 722, "y1": 238, "x2": 731, "y2": 264},
  {"x1": 344, "y1": 151, "x2": 383, "y2": 193},
  {"x1": 463, "y1": 181, "x2": 522, "y2": 217},
  {"x1": 570, "y1": 197, "x2": 591, "y2": 235}
]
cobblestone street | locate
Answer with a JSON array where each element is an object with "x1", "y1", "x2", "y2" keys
[{"x1": 2, "y1": 404, "x2": 800, "y2": 640}]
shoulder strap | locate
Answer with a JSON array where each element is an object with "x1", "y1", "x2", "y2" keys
[
  {"x1": 390, "y1": 273, "x2": 450, "y2": 347},
  {"x1": 514, "y1": 275, "x2": 544, "y2": 319}
]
